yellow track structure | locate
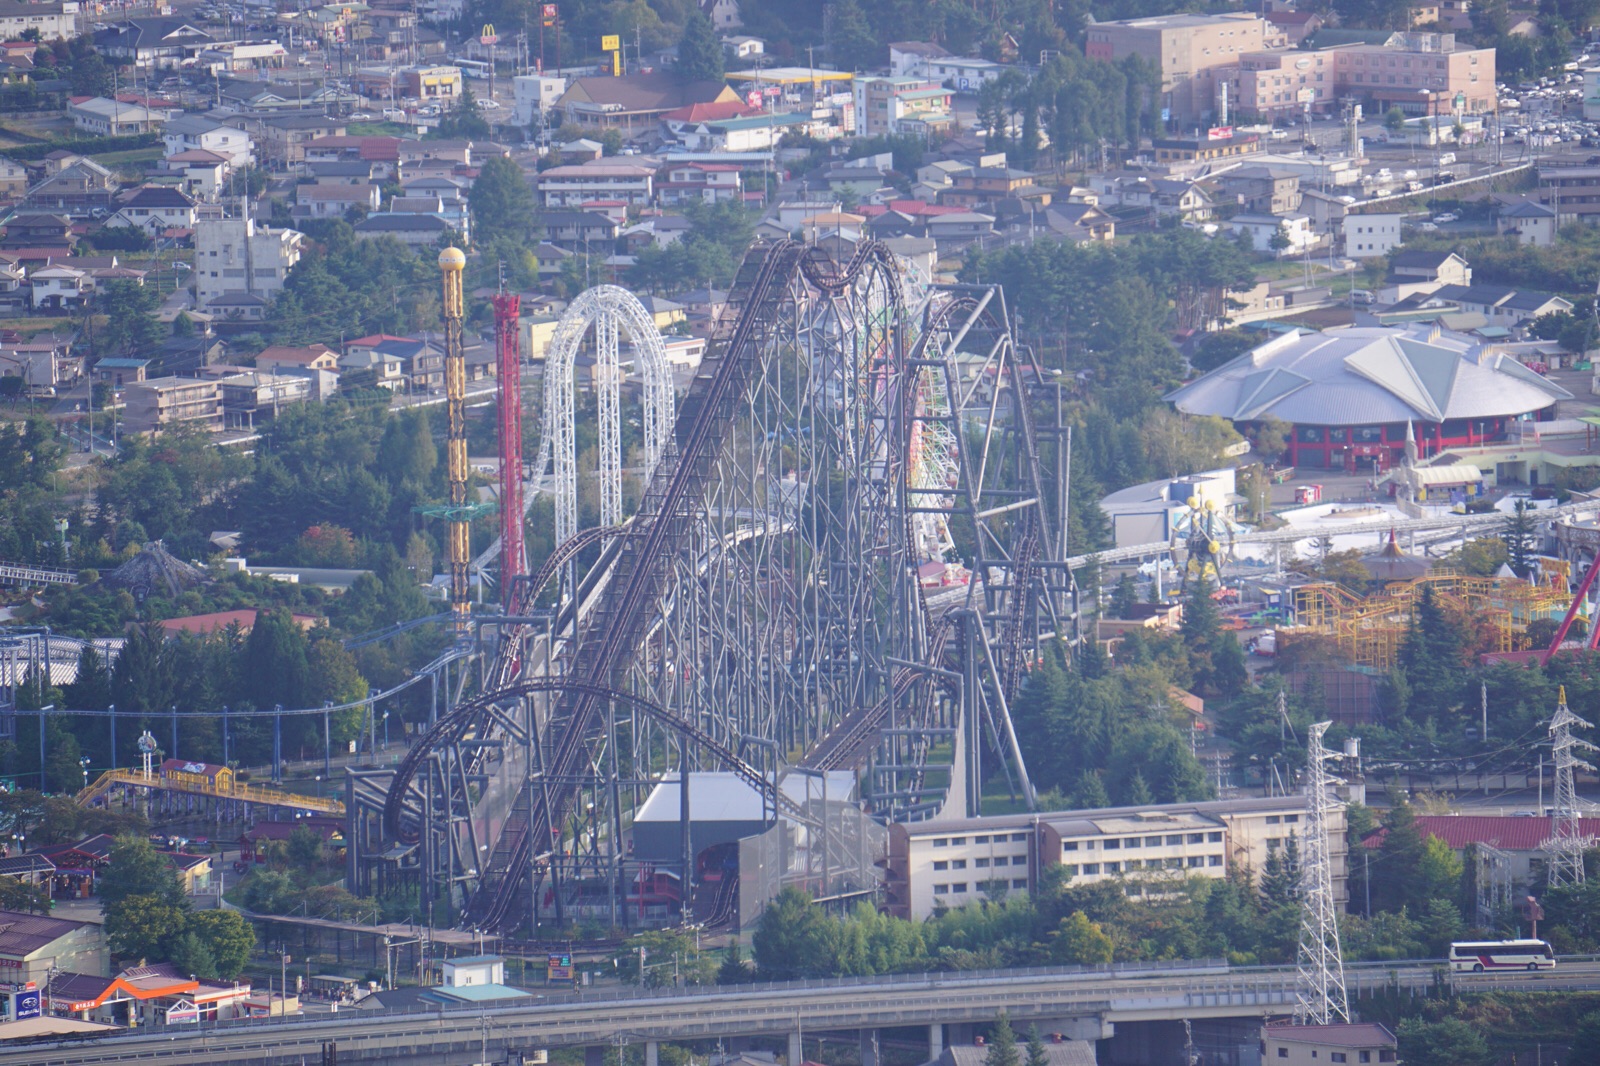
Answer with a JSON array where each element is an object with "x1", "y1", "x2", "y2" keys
[
  {"x1": 75, "y1": 768, "x2": 344, "y2": 817},
  {"x1": 1290, "y1": 572, "x2": 1568, "y2": 669}
]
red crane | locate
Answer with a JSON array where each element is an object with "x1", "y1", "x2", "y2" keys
[{"x1": 493, "y1": 291, "x2": 523, "y2": 608}]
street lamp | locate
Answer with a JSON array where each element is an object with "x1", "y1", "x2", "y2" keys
[
  {"x1": 79, "y1": 756, "x2": 90, "y2": 789},
  {"x1": 382, "y1": 710, "x2": 389, "y2": 750}
]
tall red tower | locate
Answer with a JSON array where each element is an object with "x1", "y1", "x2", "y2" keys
[{"x1": 493, "y1": 291, "x2": 523, "y2": 607}]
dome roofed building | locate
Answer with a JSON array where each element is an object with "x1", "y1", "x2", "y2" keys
[{"x1": 1166, "y1": 326, "x2": 1571, "y2": 473}]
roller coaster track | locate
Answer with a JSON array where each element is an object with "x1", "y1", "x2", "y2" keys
[
  {"x1": 464, "y1": 240, "x2": 832, "y2": 930},
  {"x1": 378, "y1": 240, "x2": 1046, "y2": 933}
]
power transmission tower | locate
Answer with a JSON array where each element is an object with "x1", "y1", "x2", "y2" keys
[
  {"x1": 1543, "y1": 686, "x2": 1597, "y2": 887},
  {"x1": 1474, "y1": 842, "x2": 1513, "y2": 927},
  {"x1": 1295, "y1": 721, "x2": 1349, "y2": 1026}
]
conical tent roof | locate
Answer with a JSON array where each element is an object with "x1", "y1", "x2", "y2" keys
[
  {"x1": 1362, "y1": 529, "x2": 1430, "y2": 583},
  {"x1": 103, "y1": 542, "x2": 208, "y2": 600}
]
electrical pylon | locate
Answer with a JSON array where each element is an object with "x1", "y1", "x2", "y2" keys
[
  {"x1": 1543, "y1": 686, "x2": 1596, "y2": 887},
  {"x1": 1295, "y1": 721, "x2": 1349, "y2": 1025}
]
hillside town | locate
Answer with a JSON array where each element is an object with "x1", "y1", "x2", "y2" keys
[{"x1": 0, "y1": 0, "x2": 1595, "y2": 1064}]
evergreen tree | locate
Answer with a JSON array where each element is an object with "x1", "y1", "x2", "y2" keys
[
  {"x1": 1110, "y1": 573, "x2": 1138, "y2": 619},
  {"x1": 242, "y1": 608, "x2": 311, "y2": 713},
  {"x1": 1071, "y1": 771, "x2": 1110, "y2": 810},
  {"x1": 1126, "y1": 771, "x2": 1153, "y2": 805},
  {"x1": 675, "y1": 10, "x2": 724, "y2": 83},
  {"x1": 752, "y1": 887, "x2": 833, "y2": 980},
  {"x1": 828, "y1": 0, "x2": 877, "y2": 72},
  {"x1": 1398, "y1": 586, "x2": 1465, "y2": 723},
  {"x1": 717, "y1": 942, "x2": 750, "y2": 984},
  {"x1": 1505, "y1": 499, "x2": 1536, "y2": 578},
  {"x1": 42, "y1": 720, "x2": 82, "y2": 794},
  {"x1": 1372, "y1": 803, "x2": 1427, "y2": 913},
  {"x1": 468, "y1": 155, "x2": 538, "y2": 241},
  {"x1": 65, "y1": 644, "x2": 112, "y2": 710},
  {"x1": 1026, "y1": 1027, "x2": 1049, "y2": 1066},
  {"x1": 986, "y1": 1013, "x2": 1020, "y2": 1066}
]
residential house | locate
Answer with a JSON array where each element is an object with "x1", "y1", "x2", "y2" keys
[
  {"x1": 0, "y1": 1, "x2": 77, "y2": 42},
  {"x1": 1217, "y1": 166, "x2": 1302, "y2": 214},
  {"x1": 538, "y1": 162, "x2": 655, "y2": 207},
  {"x1": 1120, "y1": 177, "x2": 1212, "y2": 221},
  {"x1": 162, "y1": 114, "x2": 254, "y2": 168},
  {"x1": 722, "y1": 35, "x2": 764, "y2": 59},
  {"x1": 293, "y1": 183, "x2": 380, "y2": 220},
  {"x1": 68, "y1": 97, "x2": 166, "y2": 136},
  {"x1": 1377, "y1": 248, "x2": 1471, "y2": 302},
  {"x1": 660, "y1": 99, "x2": 758, "y2": 144},
  {"x1": 29, "y1": 265, "x2": 92, "y2": 310},
  {"x1": 889, "y1": 41, "x2": 953, "y2": 79},
  {"x1": 0, "y1": 157, "x2": 25, "y2": 199},
  {"x1": 1231, "y1": 212, "x2": 1317, "y2": 255},
  {"x1": 249, "y1": 113, "x2": 348, "y2": 167},
  {"x1": 123, "y1": 377, "x2": 222, "y2": 433},
  {"x1": 151, "y1": 335, "x2": 223, "y2": 376},
  {"x1": 303, "y1": 135, "x2": 402, "y2": 178},
  {"x1": 1499, "y1": 199, "x2": 1558, "y2": 246},
  {"x1": 217, "y1": 372, "x2": 313, "y2": 427},
  {"x1": 205, "y1": 291, "x2": 269, "y2": 324},
  {"x1": 0, "y1": 341, "x2": 68, "y2": 389},
  {"x1": 337, "y1": 349, "x2": 405, "y2": 390},
  {"x1": 701, "y1": 0, "x2": 741, "y2": 29},
  {"x1": 1343, "y1": 212, "x2": 1404, "y2": 259},
  {"x1": 255, "y1": 344, "x2": 339, "y2": 374},
  {"x1": 107, "y1": 186, "x2": 198, "y2": 234},
  {"x1": 2, "y1": 213, "x2": 72, "y2": 251},
  {"x1": 353, "y1": 212, "x2": 452, "y2": 247},
  {"x1": 554, "y1": 73, "x2": 745, "y2": 133},
  {"x1": 345, "y1": 334, "x2": 443, "y2": 392},
  {"x1": 685, "y1": 112, "x2": 809, "y2": 152},
  {"x1": 1431, "y1": 283, "x2": 1572, "y2": 327},
  {"x1": 195, "y1": 215, "x2": 305, "y2": 310},
  {"x1": 94, "y1": 19, "x2": 216, "y2": 69},
  {"x1": 925, "y1": 211, "x2": 995, "y2": 251},
  {"x1": 941, "y1": 166, "x2": 1038, "y2": 208},
  {"x1": 307, "y1": 160, "x2": 379, "y2": 185},
  {"x1": 90, "y1": 357, "x2": 149, "y2": 387},
  {"x1": 162, "y1": 149, "x2": 230, "y2": 201},
  {"x1": 26, "y1": 160, "x2": 116, "y2": 214},
  {"x1": 1045, "y1": 202, "x2": 1116, "y2": 243},
  {"x1": 540, "y1": 210, "x2": 621, "y2": 250}
]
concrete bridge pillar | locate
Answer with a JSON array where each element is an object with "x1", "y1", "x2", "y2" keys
[
  {"x1": 788, "y1": 1030, "x2": 803, "y2": 1066},
  {"x1": 646, "y1": 1042, "x2": 659, "y2": 1066},
  {"x1": 859, "y1": 1029, "x2": 879, "y2": 1066},
  {"x1": 585, "y1": 1046, "x2": 606, "y2": 1066},
  {"x1": 928, "y1": 1023, "x2": 943, "y2": 1062}
]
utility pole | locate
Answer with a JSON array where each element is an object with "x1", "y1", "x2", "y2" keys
[{"x1": 1294, "y1": 721, "x2": 1349, "y2": 1026}]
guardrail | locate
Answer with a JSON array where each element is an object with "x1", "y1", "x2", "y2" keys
[{"x1": 77, "y1": 768, "x2": 344, "y2": 816}]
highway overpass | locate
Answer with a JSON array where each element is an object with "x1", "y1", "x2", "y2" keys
[{"x1": 10, "y1": 959, "x2": 1600, "y2": 1066}]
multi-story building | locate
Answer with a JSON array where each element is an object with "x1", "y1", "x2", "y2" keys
[
  {"x1": 1086, "y1": 13, "x2": 1272, "y2": 124},
  {"x1": 883, "y1": 797, "x2": 1347, "y2": 921},
  {"x1": 0, "y1": 1, "x2": 79, "y2": 42},
  {"x1": 537, "y1": 162, "x2": 655, "y2": 207},
  {"x1": 852, "y1": 76, "x2": 955, "y2": 138},
  {"x1": 123, "y1": 377, "x2": 222, "y2": 434},
  {"x1": 1329, "y1": 33, "x2": 1495, "y2": 116},
  {"x1": 1535, "y1": 161, "x2": 1600, "y2": 224},
  {"x1": 195, "y1": 215, "x2": 305, "y2": 310},
  {"x1": 68, "y1": 98, "x2": 168, "y2": 136},
  {"x1": 1229, "y1": 49, "x2": 1337, "y2": 119}
]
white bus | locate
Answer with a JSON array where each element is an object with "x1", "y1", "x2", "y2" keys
[
  {"x1": 453, "y1": 58, "x2": 492, "y2": 78},
  {"x1": 1449, "y1": 939, "x2": 1555, "y2": 972}
]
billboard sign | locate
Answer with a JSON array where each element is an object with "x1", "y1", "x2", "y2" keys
[
  {"x1": 547, "y1": 954, "x2": 573, "y2": 982},
  {"x1": 14, "y1": 987, "x2": 40, "y2": 1021}
]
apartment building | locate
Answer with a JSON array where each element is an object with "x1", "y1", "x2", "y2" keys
[
  {"x1": 1534, "y1": 162, "x2": 1600, "y2": 224},
  {"x1": 537, "y1": 162, "x2": 655, "y2": 207},
  {"x1": 195, "y1": 216, "x2": 305, "y2": 310},
  {"x1": 1085, "y1": 13, "x2": 1272, "y2": 123},
  {"x1": 124, "y1": 377, "x2": 222, "y2": 434},
  {"x1": 884, "y1": 797, "x2": 1346, "y2": 921}
]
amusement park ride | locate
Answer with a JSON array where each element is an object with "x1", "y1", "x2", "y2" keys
[{"x1": 334, "y1": 239, "x2": 1079, "y2": 935}]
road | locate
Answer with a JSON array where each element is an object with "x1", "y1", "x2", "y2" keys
[{"x1": 11, "y1": 960, "x2": 1600, "y2": 1066}]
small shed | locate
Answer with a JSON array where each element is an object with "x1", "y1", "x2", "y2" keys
[{"x1": 159, "y1": 759, "x2": 233, "y2": 792}]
